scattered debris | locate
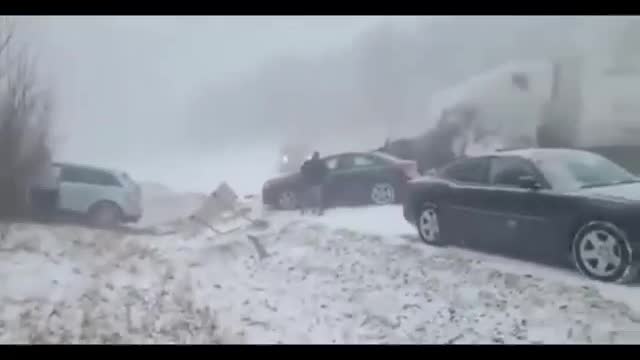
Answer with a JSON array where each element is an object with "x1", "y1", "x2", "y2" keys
[{"x1": 247, "y1": 235, "x2": 269, "y2": 260}]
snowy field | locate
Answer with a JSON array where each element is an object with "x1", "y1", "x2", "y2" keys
[
  {"x1": 135, "y1": 182, "x2": 207, "y2": 228},
  {"x1": 2, "y1": 190, "x2": 640, "y2": 343}
]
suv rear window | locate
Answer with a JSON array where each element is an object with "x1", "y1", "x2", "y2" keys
[{"x1": 61, "y1": 166, "x2": 121, "y2": 187}]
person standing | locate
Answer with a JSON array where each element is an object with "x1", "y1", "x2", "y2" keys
[{"x1": 299, "y1": 151, "x2": 329, "y2": 216}]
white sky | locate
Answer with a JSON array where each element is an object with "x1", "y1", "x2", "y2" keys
[
  {"x1": 15, "y1": 16, "x2": 427, "y2": 191},
  {"x1": 26, "y1": 17, "x2": 417, "y2": 162},
  {"x1": 13, "y1": 16, "x2": 629, "y2": 193}
]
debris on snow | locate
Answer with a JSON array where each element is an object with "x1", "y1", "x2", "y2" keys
[
  {"x1": 247, "y1": 235, "x2": 269, "y2": 260},
  {"x1": 2, "y1": 202, "x2": 640, "y2": 343}
]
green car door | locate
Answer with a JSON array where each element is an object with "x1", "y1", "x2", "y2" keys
[{"x1": 325, "y1": 153, "x2": 392, "y2": 206}]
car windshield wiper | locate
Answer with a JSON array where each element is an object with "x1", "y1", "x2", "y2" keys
[{"x1": 581, "y1": 178, "x2": 640, "y2": 189}]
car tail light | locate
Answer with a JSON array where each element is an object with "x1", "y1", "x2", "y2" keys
[{"x1": 398, "y1": 161, "x2": 420, "y2": 179}]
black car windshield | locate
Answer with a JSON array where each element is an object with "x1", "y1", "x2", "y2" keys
[{"x1": 533, "y1": 150, "x2": 638, "y2": 192}]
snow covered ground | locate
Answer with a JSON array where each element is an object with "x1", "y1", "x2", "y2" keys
[
  {"x1": 136, "y1": 182, "x2": 207, "y2": 228},
  {"x1": 2, "y1": 193, "x2": 640, "y2": 343}
]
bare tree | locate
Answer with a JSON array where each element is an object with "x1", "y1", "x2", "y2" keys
[{"x1": 0, "y1": 17, "x2": 55, "y2": 218}]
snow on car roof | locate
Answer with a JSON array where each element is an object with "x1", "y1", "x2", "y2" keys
[
  {"x1": 371, "y1": 151, "x2": 405, "y2": 162},
  {"x1": 53, "y1": 161, "x2": 123, "y2": 175},
  {"x1": 487, "y1": 147, "x2": 594, "y2": 160}
]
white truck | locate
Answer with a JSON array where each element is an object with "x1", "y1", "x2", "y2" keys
[
  {"x1": 428, "y1": 50, "x2": 640, "y2": 173},
  {"x1": 381, "y1": 18, "x2": 640, "y2": 173},
  {"x1": 426, "y1": 60, "x2": 554, "y2": 156}
]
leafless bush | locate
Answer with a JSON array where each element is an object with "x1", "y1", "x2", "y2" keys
[{"x1": 0, "y1": 17, "x2": 54, "y2": 219}]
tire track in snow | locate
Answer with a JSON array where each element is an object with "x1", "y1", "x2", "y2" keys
[{"x1": 203, "y1": 219, "x2": 640, "y2": 343}]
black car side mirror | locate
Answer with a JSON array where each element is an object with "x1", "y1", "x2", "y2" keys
[{"x1": 517, "y1": 175, "x2": 542, "y2": 190}]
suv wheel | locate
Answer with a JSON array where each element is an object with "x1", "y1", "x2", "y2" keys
[{"x1": 89, "y1": 201, "x2": 122, "y2": 228}]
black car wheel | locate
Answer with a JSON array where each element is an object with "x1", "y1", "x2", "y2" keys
[
  {"x1": 277, "y1": 190, "x2": 298, "y2": 210},
  {"x1": 572, "y1": 221, "x2": 638, "y2": 284},
  {"x1": 417, "y1": 203, "x2": 445, "y2": 246},
  {"x1": 370, "y1": 182, "x2": 396, "y2": 205}
]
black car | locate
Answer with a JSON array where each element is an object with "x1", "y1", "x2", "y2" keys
[
  {"x1": 263, "y1": 152, "x2": 420, "y2": 210},
  {"x1": 403, "y1": 148, "x2": 640, "y2": 284}
]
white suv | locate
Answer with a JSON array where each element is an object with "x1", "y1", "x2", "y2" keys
[{"x1": 54, "y1": 162, "x2": 143, "y2": 227}]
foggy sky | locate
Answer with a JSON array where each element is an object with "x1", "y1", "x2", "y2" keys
[
  {"x1": 25, "y1": 16, "x2": 419, "y2": 168},
  {"x1": 15, "y1": 16, "x2": 630, "y2": 193}
]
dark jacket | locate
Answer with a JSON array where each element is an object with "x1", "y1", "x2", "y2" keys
[{"x1": 300, "y1": 157, "x2": 329, "y2": 186}]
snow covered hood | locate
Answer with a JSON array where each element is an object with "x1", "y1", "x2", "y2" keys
[{"x1": 574, "y1": 182, "x2": 640, "y2": 203}]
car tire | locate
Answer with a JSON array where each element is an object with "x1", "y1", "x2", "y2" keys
[
  {"x1": 88, "y1": 201, "x2": 122, "y2": 229},
  {"x1": 572, "y1": 221, "x2": 638, "y2": 284},
  {"x1": 370, "y1": 182, "x2": 396, "y2": 205},
  {"x1": 276, "y1": 190, "x2": 298, "y2": 210},
  {"x1": 417, "y1": 203, "x2": 445, "y2": 246}
]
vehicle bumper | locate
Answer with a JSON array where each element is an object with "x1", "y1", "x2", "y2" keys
[
  {"x1": 396, "y1": 181, "x2": 410, "y2": 204},
  {"x1": 402, "y1": 200, "x2": 416, "y2": 226},
  {"x1": 262, "y1": 188, "x2": 274, "y2": 206},
  {"x1": 630, "y1": 241, "x2": 640, "y2": 264},
  {"x1": 621, "y1": 223, "x2": 640, "y2": 264}
]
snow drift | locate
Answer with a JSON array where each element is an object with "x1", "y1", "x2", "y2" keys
[
  {"x1": 0, "y1": 223, "x2": 232, "y2": 343},
  {"x1": 3, "y1": 199, "x2": 640, "y2": 343},
  {"x1": 137, "y1": 182, "x2": 207, "y2": 228}
]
